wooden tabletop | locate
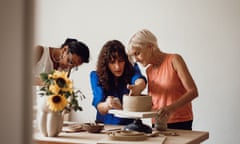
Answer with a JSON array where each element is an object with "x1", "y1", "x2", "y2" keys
[{"x1": 34, "y1": 124, "x2": 209, "y2": 144}]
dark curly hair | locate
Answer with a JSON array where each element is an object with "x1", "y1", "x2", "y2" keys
[
  {"x1": 96, "y1": 40, "x2": 135, "y2": 92},
  {"x1": 61, "y1": 38, "x2": 90, "y2": 63}
]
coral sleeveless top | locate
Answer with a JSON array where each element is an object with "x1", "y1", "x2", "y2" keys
[{"x1": 147, "y1": 54, "x2": 193, "y2": 123}]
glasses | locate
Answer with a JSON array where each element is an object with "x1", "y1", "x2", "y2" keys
[{"x1": 67, "y1": 53, "x2": 79, "y2": 71}]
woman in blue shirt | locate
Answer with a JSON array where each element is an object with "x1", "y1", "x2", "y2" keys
[{"x1": 90, "y1": 40, "x2": 147, "y2": 125}]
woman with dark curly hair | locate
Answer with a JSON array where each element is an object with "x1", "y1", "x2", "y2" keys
[
  {"x1": 90, "y1": 40, "x2": 147, "y2": 125},
  {"x1": 34, "y1": 38, "x2": 90, "y2": 85}
]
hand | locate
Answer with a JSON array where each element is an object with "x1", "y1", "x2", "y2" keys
[
  {"x1": 127, "y1": 84, "x2": 141, "y2": 96},
  {"x1": 157, "y1": 107, "x2": 170, "y2": 120},
  {"x1": 105, "y1": 96, "x2": 122, "y2": 109}
]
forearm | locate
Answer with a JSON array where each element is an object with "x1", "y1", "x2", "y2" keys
[
  {"x1": 97, "y1": 96, "x2": 122, "y2": 115},
  {"x1": 167, "y1": 88, "x2": 198, "y2": 112},
  {"x1": 134, "y1": 78, "x2": 146, "y2": 94},
  {"x1": 34, "y1": 77, "x2": 44, "y2": 86}
]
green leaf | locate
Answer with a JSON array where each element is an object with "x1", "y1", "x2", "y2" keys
[
  {"x1": 40, "y1": 87, "x2": 46, "y2": 91},
  {"x1": 50, "y1": 70, "x2": 55, "y2": 74},
  {"x1": 40, "y1": 73, "x2": 49, "y2": 82}
]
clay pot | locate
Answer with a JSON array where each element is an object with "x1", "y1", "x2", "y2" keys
[{"x1": 122, "y1": 95, "x2": 152, "y2": 112}]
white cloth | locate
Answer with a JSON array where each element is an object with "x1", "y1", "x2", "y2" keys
[{"x1": 34, "y1": 47, "x2": 54, "y2": 76}]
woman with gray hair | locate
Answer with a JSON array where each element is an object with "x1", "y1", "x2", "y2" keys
[{"x1": 128, "y1": 29, "x2": 198, "y2": 130}]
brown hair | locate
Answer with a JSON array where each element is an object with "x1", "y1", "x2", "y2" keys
[{"x1": 96, "y1": 40, "x2": 134, "y2": 92}]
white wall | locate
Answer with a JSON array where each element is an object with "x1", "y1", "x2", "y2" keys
[{"x1": 34, "y1": 0, "x2": 240, "y2": 143}]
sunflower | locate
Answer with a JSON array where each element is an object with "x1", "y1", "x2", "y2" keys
[
  {"x1": 47, "y1": 94, "x2": 68, "y2": 112},
  {"x1": 40, "y1": 70, "x2": 83, "y2": 113},
  {"x1": 49, "y1": 71, "x2": 73, "y2": 90},
  {"x1": 49, "y1": 83, "x2": 60, "y2": 94},
  {"x1": 61, "y1": 80, "x2": 73, "y2": 93},
  {"x1": 48, "y1": 70, "x2": 68, "y2": 79}
]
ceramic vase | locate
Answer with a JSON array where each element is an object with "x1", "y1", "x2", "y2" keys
[{"x1": 37, "y1": 96, "x2": 63, "y2": 137}]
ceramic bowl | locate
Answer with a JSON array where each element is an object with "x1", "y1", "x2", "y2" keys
[
  {"x1": 108, "y1": 130, "x2": 147, "y2": 141},
  {"x1": 123, "y1": 95, "x2": 152, "y2": 112},
  {"x1": 83, "y1": 123, "x2": 104, "y2": 133}
]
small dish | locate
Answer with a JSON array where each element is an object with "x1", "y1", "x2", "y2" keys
[
  {"x1": 62, "y1": 123, "x2": 85, "y2": 132},
  {"x1": 83, "y1": 123, "x2": 104, "y2": 133}
]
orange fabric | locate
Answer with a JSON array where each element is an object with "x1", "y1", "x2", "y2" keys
[{"x1": 147, "y1": 54, "x2": 193, "y2": 123}]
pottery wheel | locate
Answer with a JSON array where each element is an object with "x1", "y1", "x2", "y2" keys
[{"x1": 109, "y1": 110, "x2": 159, "y2": 133}]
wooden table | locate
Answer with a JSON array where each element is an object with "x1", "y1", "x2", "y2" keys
[{"x1": 34, "y1": 125, "x2": 209, "y2": 144}]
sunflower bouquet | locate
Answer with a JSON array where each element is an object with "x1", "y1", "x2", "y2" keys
[{"x1": 39, "y1": 70, "x2": 84, "y2": 113}]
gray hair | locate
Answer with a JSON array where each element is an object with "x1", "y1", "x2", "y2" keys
[{"x1": 128, "y1": 29, "x2": 159, "y2": 50}]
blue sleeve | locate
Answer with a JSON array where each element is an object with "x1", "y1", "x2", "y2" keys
[
  {"x1": 90, "y1": 71, "x2": 105, "y2": 108},
  {"x1": 130, "y1": 63, "x2": 147, "y2": 84}
]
